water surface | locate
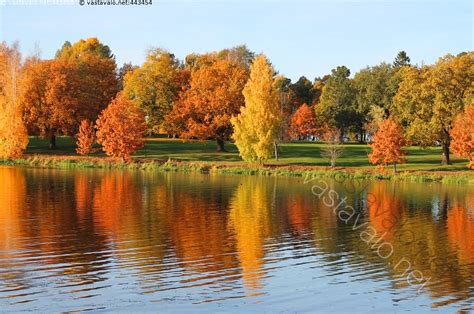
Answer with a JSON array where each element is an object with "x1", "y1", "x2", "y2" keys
[{"x1": 0, "y1": 166, "x2": 473, "y2": 312}]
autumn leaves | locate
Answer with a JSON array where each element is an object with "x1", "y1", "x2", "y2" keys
[{"x1": 0, "y1": 37, "x2": 473, "y2": 168}]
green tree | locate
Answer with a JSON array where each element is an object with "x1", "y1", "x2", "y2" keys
[
  {"x1": 316, "y1": 66, "x2": 359, "y2": 139},
  {"x1": 353, "y1": 63, "x2": 400, "y2": 140},
  {"x1": 231, "y1": 55, "x2": 282, "y2": 162},
  {"x1": 393, "y1": 50, "x2": 410, "y2": 68}
]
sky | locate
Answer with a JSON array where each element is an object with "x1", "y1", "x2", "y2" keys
[{"x1": 0, "y1": 0, "x2": 472, "y2": 81}]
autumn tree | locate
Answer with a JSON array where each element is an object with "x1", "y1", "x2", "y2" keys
[
  {"x1": 231, "y1": 55, "x2": 282, "y2": 162},
  {"x1": 123, "y1": 49, "x2": 183, "y2": 133},
  {"x1": 393, "y1": 52, "x2": 473, "y2": 164},
  {"x1": 76, "y1": 119, "x2": 95, "y2": 156},
  {"x1": 289, "y1": 103, "x2": 317, "y2": 139},
  {"x1": 368, "y1": 118, "x2": 406, "y2": 172},
  {"x1": 22, "y1": 38, "x2": 118, "y2": 149},
  {"x1": 0, "y1": 42, "x2": 29, "y2": 158},
  {"x1": 450, "y1": 105, "x2": 474, "y2": 169},
  {"x1": 95, "y1": 94, "x2": 147, "y2": 162},
  {"x1": 166, "y1": 58, "x2": 248, "y2": 151},
  {"x1": 320, "y1": 128, "x2": 344, "y2": 168}
]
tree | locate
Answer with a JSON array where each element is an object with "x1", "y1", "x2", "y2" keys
[
  {"x1": 353, "y1": 62, "x2": 400, "y2": 141},
  {"x1": 0, "y1": 42, "x2": 29, "y2": 158},
  {"x1": 320, "y1": 128, "x2": 344, "y2": 168},
  {"x1": 368, "y1": 118, "x2": 406, "y2": 172},
  {"x1": 231, "y1": 55, "x2": 282, "y2": 162},
  {"x1": 166, "y1": 59, "x2": 248, "y2": 151},
  {"x1": 290, "y1": 76, "x2": 316, "y2": 106},
  {"x1": 393, "y1": 52, "x2": 473, "y2": 164},
  {"x1": 450, "y1": 105, "x2": 474, "y2": 169},
  {"x1": 76, "y1": 119, "x2": 95, "y2": 156},
  {"x1": 95, "y1": 94, "x2": 147, "y2": 162},
  {"x1": 123, "y1": 49, "x2": 182, "y2": 133},
  {"x1": 393, "y1": 51, "x2": 411, "y2": 68},
  {"x1": 118, "y1": 62, "x2": 138, "y2": 90},
  {"x1": 22, "y1": 38, "x2": 118, "y2": 148},
  {"x1": 316, "y1": 66, "x2": 359, "y2": 139},
  {"x1": 289, "y1": 103, "x2": 317, "y2": 139}
]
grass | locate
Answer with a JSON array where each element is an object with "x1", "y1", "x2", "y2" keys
[{"x1": 1, "y1": 136, "x2": 473, "y2": 184}]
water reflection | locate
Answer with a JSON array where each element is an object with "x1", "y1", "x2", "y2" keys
[{"x1": 0, "y1": 166, "x2": 472, "y2": 311}]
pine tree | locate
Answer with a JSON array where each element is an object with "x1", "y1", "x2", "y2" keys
[
  {"x1": 450, "y1": 105, "x2": 474, "y2": 169},
  {"x1": 231, "y1": 55, "x2": 282, "y2": 162},
  {"x1": 76, "y1": 119, "x2": 95, "y2": 156}
]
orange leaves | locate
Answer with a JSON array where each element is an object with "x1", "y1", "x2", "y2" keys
[
  {"x1": 288, "y1": 103, "x2": 317, "y2": 139},
  {"x1": 368, "y1": 118, "x2": 406, "y2": 170},
  {"x1": 95, "y1": 94, "x2": 147, "y2": 162},
  {"x1": 165, "y1": 59, "x2": 248, "y2": 149},
  {"x1": 450, "y1": 105, "x2": 474, "y2": 169},
  {"x1": 75, "y1": 119, "x2": 95, "y2": 156}
]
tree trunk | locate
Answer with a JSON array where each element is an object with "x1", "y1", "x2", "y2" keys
[
  {"x1": 48, "y1": 130, "x2": 56, "y2": 149},
  {"x1": 441, "y1": 143, "x2": 450, "y2": 165},
  {"x1": 216, "y1": 138, "x2": 226, "y2": 152},
  {"x1": 394, "y1": 162, "x2": 397, "y2": 174},
  {"x1": 274, "y1": 142, "x2": 279, "y2": 161}
]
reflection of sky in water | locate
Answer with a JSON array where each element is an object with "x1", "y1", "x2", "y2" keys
[{"x1": 0, "y1": 166, "x2": 472, "y2": 312}]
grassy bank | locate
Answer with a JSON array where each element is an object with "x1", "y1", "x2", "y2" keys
[{"x1": 1, "y1": 136, "x2": 473, "y2": 184}]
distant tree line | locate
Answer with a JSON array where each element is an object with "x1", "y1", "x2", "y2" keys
[{"x1": 0, "y1": 38, "x2": 472, "y2": 167}]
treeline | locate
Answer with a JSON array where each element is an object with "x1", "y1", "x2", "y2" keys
[{"x1": 0, "y1": 38, "x2": 472, "y2": 167}]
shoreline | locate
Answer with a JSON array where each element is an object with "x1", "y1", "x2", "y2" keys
[{"x1": 1, "y1": 155, "x2": 473, "y2": 185}]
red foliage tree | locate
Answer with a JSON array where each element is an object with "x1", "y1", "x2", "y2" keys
[
  {"x1": 95, "y1": 94, "x2": 147, "y2": 162},
  {"x1": 288, "y1": 103, "x2": 318, "y2": 139},
  {"x1": 76, "y1": 119, "x2": 95, "y2": 156},
  {"x1": 369, "y1": 118, "x2": 406, "y2": 172},
  {"x1": 450, "y1": 105, "x2": 474, "y2": 169}
]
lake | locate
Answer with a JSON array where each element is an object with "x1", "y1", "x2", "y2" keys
[{"x1": 0, "y1": 166, "x2": 472, "y2": 312}]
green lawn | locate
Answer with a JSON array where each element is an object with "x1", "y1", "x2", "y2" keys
[{"x1": 24, "y1": 136, "x2": 471, "y2": 173}]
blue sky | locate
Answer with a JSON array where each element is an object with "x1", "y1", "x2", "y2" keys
[{"x1": 1, "y1": 0, "x2": 472, "y2": 81}]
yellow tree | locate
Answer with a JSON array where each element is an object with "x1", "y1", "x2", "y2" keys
[
  {"x1": 0, "y1": 42, "x2": 28, "y2": 159},
  {"x1": 123, "y1": 49, "x2": 183, "y2": 133},
  {"x1": 231, "y1": 55, "x2": 282, "y2": 162},
  {"x1": 393, "y1": 52, "x2": 473, "y2": 164}
]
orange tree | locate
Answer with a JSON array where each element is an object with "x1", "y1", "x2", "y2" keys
[
  {"x1": 95, "y1": 94, "x2": 147, "y2": 162},
  {"x1": 165, "y1": 59, "x2": 248, "y2": 151},
  {"x1": 289, "y1": 103, "x2": 318, "y2": 140},
  {"x1": 450, "y1": 105, "x2": 474, "y2": 169},
  {"x1": 22, "y1": 38, "x2": 118, "y2": 149},
  {"x1": 76, "y1": 119, "x2": 95, "y2": 156},
  {"x1": 369, "y1": 118, "x2": 406, "y2": 172}
]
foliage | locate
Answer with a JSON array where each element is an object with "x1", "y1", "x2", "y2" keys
[
  {"x1": 231, "y1": 55, "x2": 282, "y2": 162},
  {"x1": 393, "y1": 52, "x2": 473, "y2": 164},
  {"x1": 320, "y1": 128, "x2": 344, "y2": 168},
  {"x1": 450, "y1": 105, "x2": 474, "y2": 169},
  {"x1": 368, "y1": 118, "x2": 406, "y2": 171},
  {"x1": 22, "y1": 37, "x2": 118, "y2": 148},
  {"x1": 76, "y1": 119, "x2": 95, "y2": 156},
  {"x1": 0, "y1": 42, "x2": 29, "y2": 158},
  {"x1": 166, "y1": 58, "x2": 248, "y2": 151},
  {"x1": 289, "y1": 103, "x2": 318, "y2": 139},
  {"x1": 353, "y1": 62, "x2": 400, "y2": 136},
  {"x1": 123, "y1": 49, "x2": 183, "y2": 132},
  {"x1": 316, "y1": 66, "x2": 359, "y2": 137},
  {"x1": 95, "y1": 94, "x2": 147, "y2": 162}
]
